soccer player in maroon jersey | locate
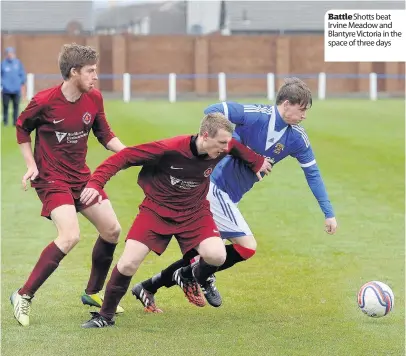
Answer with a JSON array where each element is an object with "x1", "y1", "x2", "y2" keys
[
  {"x1": 80, "y1": 112, "x2": 273, "y2": 328},
  {"x1": 11, "y1": 43, "x2": 126, "y2": 326}
]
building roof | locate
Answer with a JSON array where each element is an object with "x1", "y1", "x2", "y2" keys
[
  {"x1": 1, "y1": 1, "x2": 94, "y2": 33},
  {"x1": 95, "y1": 0, "x2": 187, "y2": 34},
  {"x1": 225, "y1": 1, "x2": 405, "y2": 32},
  {"x1": 96, "y1": 2, "x2": 163, "y2": 29}
]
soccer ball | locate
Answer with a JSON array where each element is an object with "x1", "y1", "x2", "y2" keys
[{"x1": 357, "y1": 281, "x2": 394, "y2": 317}]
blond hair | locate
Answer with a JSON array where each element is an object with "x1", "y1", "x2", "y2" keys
[
  {"x1": 276, "y1": 77, "x2": 312, "y2": 109},
  {"x1": 58, "y1": 43, "x2": 99, "y2": 80},
  {"x1": 199, "y1": 112, "x2": 234, "y2": 137}
]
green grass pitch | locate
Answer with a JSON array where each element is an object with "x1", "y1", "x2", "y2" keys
[{"x1": 1, "y1": 99, "x2": 404, "y2": 356}]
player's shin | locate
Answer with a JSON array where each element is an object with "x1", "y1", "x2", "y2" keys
[
  {"x1": 142, "y1": 249, "x2": 197, "y2": 292},
  {"x1": 142, "y1": 258, "x2": 188, "y2": 293},
  {"x1": 85, "y1": 236, "x2": 118, "y2": 294},
  {"x1": 192, "y1": 258, "x2": 219, "y2": 284},
  {"x1": 19, "y1": 242, "x2": 66, "y2": 297},
  {"x1": 99, "y1": 266, "x2": 132, "y2": 321}
]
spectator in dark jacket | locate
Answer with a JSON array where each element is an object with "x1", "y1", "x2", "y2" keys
[{"x1": 1, "y1": 47, "x2": 26, "y2": 126}]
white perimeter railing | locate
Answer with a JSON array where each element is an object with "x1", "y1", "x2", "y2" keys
[{"x1": 25, "y1": 72, "x2": 393, "y2": 103}]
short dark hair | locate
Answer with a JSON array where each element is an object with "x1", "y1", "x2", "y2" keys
[
  {"x1": 58, "y1": 43, "x2": 99, "y2": 80},
  {"x1": 276, "y1": 77, "x2": 312, "y2": 109}
]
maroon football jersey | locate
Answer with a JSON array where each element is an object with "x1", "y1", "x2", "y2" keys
[
  {"x1": 88, "y1": 135, "x2": 264, "y2": 218},
  {"x1": 16, "y1": 84, "x2": 115, "y2": 188}
]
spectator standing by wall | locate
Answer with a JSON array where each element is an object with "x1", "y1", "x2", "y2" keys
[{"x1": 1, "y1": 47, "x2": 26, "y2": 126}]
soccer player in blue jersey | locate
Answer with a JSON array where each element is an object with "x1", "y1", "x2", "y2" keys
[{"x1": 132, "y1": 77, "x2": 338, "y2": 311}]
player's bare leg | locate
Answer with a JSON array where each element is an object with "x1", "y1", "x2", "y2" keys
[
  {"x1": 80, "y1": 200, "x2": 124, "y2": 313},
  {"x1": 82, "y1": 240, "x2": 150, "y2": 328},
  {"x1": 11, "y1": 205, "x2": 79, "y2": 326},
  {"x1": 52, "y1": 205, "x2": 82, "y2": 252}
]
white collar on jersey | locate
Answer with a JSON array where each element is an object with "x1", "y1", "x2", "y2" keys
[{"x1": 265, "y1": 106, "x2": 288, "y2": 150}]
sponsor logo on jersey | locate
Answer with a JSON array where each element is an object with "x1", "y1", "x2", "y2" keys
[
  {"x1": 55, "y1": 131, "x2": 67, "y2": 143},
  {"x1": 55, "y1": 131, "x2": 89, "y2": 144},
  {"x1": 170, "y1": 175, "x2": 199, "y2": 190}
]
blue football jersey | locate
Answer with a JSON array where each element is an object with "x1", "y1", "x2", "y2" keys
[{"x1": 205, "y1": 102, "x2": 334, "y2": 218}]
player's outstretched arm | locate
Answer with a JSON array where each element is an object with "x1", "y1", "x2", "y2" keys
[
  {"x1": 302, "y1": 165, "x2": 338, "y2": 235},
  {"x1": 80, "y1": 147, "x2": 140, "y2": 206},
  {"x1": 80, "y1": 141, "x2": 167, "y2": 205},
  {"x1": 291, "y1": 133, "x2": 337, "y2": 235}
]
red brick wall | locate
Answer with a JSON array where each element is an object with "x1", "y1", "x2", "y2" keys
[
  {"x1": 126, "y1": 36, "x2": 195, "y2": 94},
  {"x1": 1, "y1": 34, "x2": 404, "y2": 95},
  {"x1": 207, "y1": 35, "x2": 277, "y2": 94}
]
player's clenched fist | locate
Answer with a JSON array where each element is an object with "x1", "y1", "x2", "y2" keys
[{"x1": 324, "y1": 217, "x2": 338, "y2": 235}]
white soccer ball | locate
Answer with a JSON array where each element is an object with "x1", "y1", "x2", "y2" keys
[{"x1": 357, "y1": 281, "x2": 394, "y2": 318}]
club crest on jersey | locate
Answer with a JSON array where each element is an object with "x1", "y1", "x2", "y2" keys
[
  {"x1": 82, "y1": 112, "x2": 92, "y2": 125},
  {"x1": 204, "y1": 167, "x2": 213, "y2": 177},
  {"x1": 273, "y1": 143, "x2": 284, "y2": 154}
]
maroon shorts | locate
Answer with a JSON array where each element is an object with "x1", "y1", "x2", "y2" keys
[
  {"x1": 35, "y1": 184, "x2": 108, "y2": 219},
  {"x1": 127, "y1": 206, "x2": 221, "y2": 255}
]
